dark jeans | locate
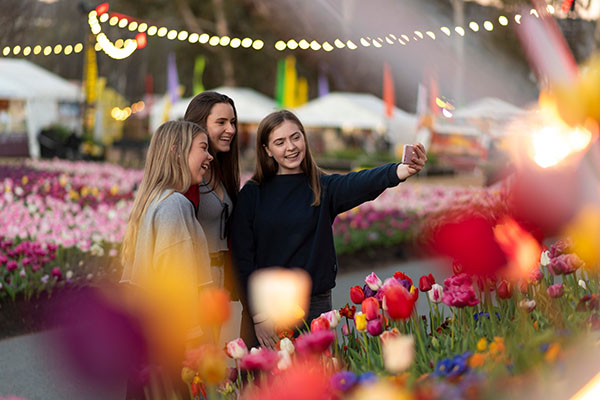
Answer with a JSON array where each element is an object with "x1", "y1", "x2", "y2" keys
[{"x1": 240, "y1": 290, "x2": 333, "y2": 349}]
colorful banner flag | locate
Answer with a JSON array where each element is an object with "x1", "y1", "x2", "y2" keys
[
  {"x1": 193, "y1": 55, "x2": 206, "y2": 94},
  {"x1": 167, "y1": 52, "x2": 180, "y2": 103},
  {"x1": 318, "y1": 65, "x2": 329, "y2": 98},
  {"x1": 282, "y1": 55, "x2": 298, "y2": 108},
  {"x1": 84, "y1": 36, "x2": 98, "y2": 105},
  {"x1": 296, "y1": 77, "x2": 308, "y2": 106},
  {"x1": 383, "y1": 62, "x2": 395, "y2": 118},
  {"x1": 275, "y1": 58, "x2": 285, "y2": 107}
]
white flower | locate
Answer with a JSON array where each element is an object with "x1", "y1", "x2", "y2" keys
[
  {"x1": 540, "y1": 250, "x2": 551, "y2": 267},
  {"x1": 279, "y1": 337, "x2": 295, "y2": 355},
  {"x1": 519, "y1": 298, "x2": 536, "y2": 313},
  {"x1": 428, "y1": 284, "x2": 443, "y2": 303},
  {"x1": 277, "y1": 350, "x2": 292, "y2": 370},
  {"x1": 86, "y1": 273, "x2": 94, "y2": 280},
  {"x1": 383, "y1": 335, "x2": 415, "y2": 373},
  {"x1": 90, "y1": 242, "x2": 104, "y2": 257},
  {"x1": 579, "y1": 280, "x2": 588, "y2": 290},
  {"x1": 66, "y1": 270, "x2": 73, "y2": 280},
  {"x1": 250, "y1": 347, "x2": 260, "y2": 355},
  {"x1": 14, "y1": 186, "x2": 24, "y2": 196}
]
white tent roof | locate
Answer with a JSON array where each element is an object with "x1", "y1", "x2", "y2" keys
[
  {"x1": 453, "y1": 97, "x2": 524, "y2": 120},
  {"x1": 170, "y1": 86, "x2": 277, "y2": 123},
  {"x1": 0, "y1": 58, "x2": 81, "y2": 101},
  {"x1": 293, "y1": 92, "x2": 418, "y2": 144}
]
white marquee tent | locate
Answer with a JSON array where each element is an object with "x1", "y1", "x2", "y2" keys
[
  {"x1": 292, "y1": 92, "x2": 418, "y2": 146},
  {"x1": 0, "y1": 59, "x2": 82, "y2": 158},
  {"x1": 150, "y1": 86, "x2": 278, "y2": 133}
]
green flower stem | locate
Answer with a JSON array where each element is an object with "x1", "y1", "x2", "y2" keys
[
  {"x1": 425, "y1": 295, "x2": 434, "y2": 334},
  {"x1": 362, "y1": 331, "x2": 372, "y2": 370},
  {"x1": 411, "y1": 312, "x2": 428, "y2": 368}
]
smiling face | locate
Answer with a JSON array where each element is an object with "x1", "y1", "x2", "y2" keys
[
  {"x1": 187, "y1": 132, "x2": 213, "y2": 185},
  {"x1": 205, "y1": 102, "x2": 236, "y2": 153},
  {"x1": 264, "y1": 120, "x2": 306, "y2": 175}
]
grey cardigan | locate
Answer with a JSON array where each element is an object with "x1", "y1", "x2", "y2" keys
[{"x1": 120, "y1": 191, "x2": 212, "y2": 337}]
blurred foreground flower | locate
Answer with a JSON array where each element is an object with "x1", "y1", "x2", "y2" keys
[
  {"x1": 382, "y1": 335, "x2": 415, "y2": 373},
  {"x1": 240, "y1": 348, "x2": 279, "y2": 372},
  {"x1": 242, "y1": 359, "x2": 333, "y2": 400},
  {"x1": 249, "y1": 267, "x2": 311, "y2": 328},
  {"x1": 197, "y1": 287, "x2": 231, "y2": 328}
]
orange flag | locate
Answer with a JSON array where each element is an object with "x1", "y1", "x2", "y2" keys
[{"x1": 383, "y1": 62, "x2": 395, "y2": 118}]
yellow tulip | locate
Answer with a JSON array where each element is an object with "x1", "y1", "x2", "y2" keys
[{"x1": 354, "y1": 311, "x2": 367, "y2": 331}]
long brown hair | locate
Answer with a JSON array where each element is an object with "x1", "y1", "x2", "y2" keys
[
  {"x1": 252, "y1": 110, "x2": 323, "y2": 206},
  {"x1": 121, "y1": 120, "x2": 206, "y2": 266},
  {"x1": 184, "y1": 91, "x2": 240, "y2": 204}
]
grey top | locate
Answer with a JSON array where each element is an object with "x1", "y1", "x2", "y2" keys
[
  {"x1": 197, "y1": 180, "x2": 233, "y2": 253},
  {"x1": 120, "y1": 190, "x2": 211, "y2": 339}
]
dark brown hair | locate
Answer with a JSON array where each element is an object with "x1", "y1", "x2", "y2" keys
[
  {"x1": 252, "y1": 110, "x2": 323, "y2": 206},
  {"x1": 184, "y1": 91, "x2": 240, "y2": 204}
]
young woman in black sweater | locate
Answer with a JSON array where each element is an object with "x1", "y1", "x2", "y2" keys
[{"x1": 231, "y1": 110, "x2": 427, "y2": 349}]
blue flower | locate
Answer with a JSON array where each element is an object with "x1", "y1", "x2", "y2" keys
[
  {"x1": 434, "y1": 352, "x2": 471, "y2": 378},
  {"x1": 330, "y1": 371, "x2": 357, "y2": 392},
  {"x1": 357, "y1": 371, "x2": 377, "y2": 385}
]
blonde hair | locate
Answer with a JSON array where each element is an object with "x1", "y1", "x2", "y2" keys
[
  {"x1": 252, "y1": 110, "x2": 323, "y2": 206},
  {"x1": 121, "y1": 120, "x2": 206, "y2": 266}
]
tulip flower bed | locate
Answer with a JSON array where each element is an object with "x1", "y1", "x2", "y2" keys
[
  {"x1": 0, "y1": 160, "x2": 141, "y2": 310},
  {"x1": 176, "y1": 240, "x2": 600, "y2": 399},
  {"x1": 333, "y1": 182, "x2": 509, "y2": 255},
  {"x1": 1, "y1": 159, "x2": 502, "y2": 305}
]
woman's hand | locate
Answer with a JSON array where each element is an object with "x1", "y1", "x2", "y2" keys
[
  {"x1": 396, "y1": 143, "x2": 427, "y2": 181},
  {"x1": 254, "y1": 319, "x2": 277, "y2": 349}
]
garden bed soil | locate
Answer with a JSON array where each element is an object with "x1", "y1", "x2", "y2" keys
[{"x1": 0, "y1": 288, "x2": 83, "y2": 340}]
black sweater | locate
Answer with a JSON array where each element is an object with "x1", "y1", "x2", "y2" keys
[{"x1": 231, "y1": 163, "x2": 402, "y2": 299}]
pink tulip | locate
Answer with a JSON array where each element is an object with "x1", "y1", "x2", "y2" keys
[
  {"x1": 226, "y1": 338, "x2": 248, "y2": 359},
  {"x1": 547, "y1": 284, "x2": 564, "y2": 298}
]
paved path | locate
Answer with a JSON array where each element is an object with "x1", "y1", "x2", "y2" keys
[{"x1": 0, "y1": 257, "x2": 449, "y2": 399}]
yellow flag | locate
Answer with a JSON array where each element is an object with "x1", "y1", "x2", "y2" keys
[
  {"x1": 296, "y1": 77, "x2": 308, "y2": 106},
  {"x1": 282, "y1": 56, "x2": 297, "y2": 108},
  {"x1": 84, "y1": 36, "x2": 98, "y2": 104}
]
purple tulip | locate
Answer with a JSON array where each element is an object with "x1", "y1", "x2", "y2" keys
[
  {"x1": 6, "y1": 260, "x2": 18, "y2": 272},
  {"x1": 367, "y1": 318, "x2": 383, "y2": 336}
]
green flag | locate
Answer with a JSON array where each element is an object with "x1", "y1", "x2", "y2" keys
[
  {"x1": 193, "y1": 55, "x2": 206, "y2": 94},
  {"x1": 275, "y1": 58, "x2": 285, "y2": 107}
]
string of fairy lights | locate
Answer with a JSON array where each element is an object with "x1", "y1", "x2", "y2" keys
[{"x1": 0, "y1": 3, "x2": 557, "y2": 60}]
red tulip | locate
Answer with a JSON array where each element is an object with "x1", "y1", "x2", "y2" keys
[
  {"x1": 497, "y1": 281, "x2": 513, "y2": 299},
  {"x1": 310, "y1": 316, "x2": 330, "y2": 332},
  {"x1": 519, "y1": 281, "x2": 528, "y2": 294},
  {"x1": 384, "y1": 285, "x2": 416, "y2": 320},
  {"x1": 350, "y1": 285, "x2": 365, "y2": 304},
  {"x1": 419, "y1": 274, "x2": 435, "y2": 292},
  {"x1": 361, "y1": 297, "x2": 380, "y2": 321},
  {"x1": 393, "y1": 271, "x2": 413, "y2": 286}
]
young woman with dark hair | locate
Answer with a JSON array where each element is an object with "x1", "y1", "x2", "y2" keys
[{"x1": 183, "y1": 91, "x2": 240, "y2": 293}]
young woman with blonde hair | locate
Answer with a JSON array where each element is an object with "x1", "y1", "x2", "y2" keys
[
  {"x1": 120, "y1": 120, "x2": 213, "y2": 398},
  {"x1": 232, "y1": 110, "x2": 427, "y2": 349}
]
